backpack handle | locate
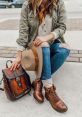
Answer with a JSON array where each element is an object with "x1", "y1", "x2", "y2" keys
[
  {"x1": 0, "y1": 78, "x2": 4, "y2": 91},
  {"x1": 6, "y1": 60, "x2": 13, "y2": 68}
]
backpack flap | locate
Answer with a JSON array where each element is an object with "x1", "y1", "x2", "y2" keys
[{"x1": 2, "y1": 67, "x2": 25, "y2": 80}]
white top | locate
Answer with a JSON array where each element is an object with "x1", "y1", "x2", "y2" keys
[
  {"x1": 17, "y1": 14, "x2": 58, "y2": 51},
  {"x1": 38, "y1": 15, "x2": 52, "y2": 36}
]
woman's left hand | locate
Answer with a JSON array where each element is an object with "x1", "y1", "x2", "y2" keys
[{"x1": 33, "y1": 36, "x2": 47, "y2": 46}]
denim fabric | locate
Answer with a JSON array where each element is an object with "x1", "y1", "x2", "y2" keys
[{"x1": 41, "y1": 41, "x2": 70, "y2": 80}]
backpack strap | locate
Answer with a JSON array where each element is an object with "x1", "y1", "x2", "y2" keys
[{"x1": 0, "y1": 78, "x2": 4, "y2": 91}]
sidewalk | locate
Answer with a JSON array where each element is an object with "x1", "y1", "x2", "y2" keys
[{"x1": 0, "y1": 58, "x2": 82, "y2": 117}]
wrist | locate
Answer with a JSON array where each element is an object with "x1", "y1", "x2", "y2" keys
[
  {"x1": 50, "y1": 33, "x2": 55, "y2": 39},
  {"x1": 44, "y1": 35, "x2": 49, "y2": 42},
  {"x1": 44, "y1": 33, "x2": 55, "y2": 42}
]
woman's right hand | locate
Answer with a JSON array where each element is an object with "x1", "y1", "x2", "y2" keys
[{"x1": 10, "y1": 51, "x2": 22, "y2": 71}]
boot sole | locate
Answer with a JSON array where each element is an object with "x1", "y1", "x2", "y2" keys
[
  {"x1": 32, "y1": 84, "x2": 44, "y2": 103},
  {"x1": 45, "y1": 95, "x2": 68, "y2": 113},
  {"x1": 32, "y1": 82, "x2": 44, "y2": 103},
  {"x1": 33, "y1": 93, "x2": 44, "y2": 103}
]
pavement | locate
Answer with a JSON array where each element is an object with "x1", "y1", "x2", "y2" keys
[
  {"x1": 0, "y1": 1, "x2": 82, "y2": 117},
  {"x1": 0, "y1": 59, "x2": 82, "y2": 117}
]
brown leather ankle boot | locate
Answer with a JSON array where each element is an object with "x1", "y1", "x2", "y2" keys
[
  {"x1": 32, "y1": 79, "x2": 44, "y2": 103},
  {"x1": 44, "y1": 85, "x2": 68, "y2": 113}
]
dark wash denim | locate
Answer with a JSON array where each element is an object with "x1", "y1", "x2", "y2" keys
[{"x1": 41, "y1": 40, "x2": 70, "y2": 80}]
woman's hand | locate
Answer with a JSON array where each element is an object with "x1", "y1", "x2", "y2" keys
[
  {"x1": 10, "y1": 51, "x2": 22, "y2": 71},
  {"x1": 33, "y1": 36, "x2": 47, "y2": 46},
  {"x1": 33, "y1": 33, "x2": 55, "y2": 47}
]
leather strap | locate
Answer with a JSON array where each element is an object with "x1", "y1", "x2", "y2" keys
[
  {"x1": 6, "y1": 60, "x2": 12, "y2": 68},
  {"x1": 0, "y1": 78, "x2": 4, "y2": 91},
  {"x1": 31, "y1": 47, "x2": 39, "y2": 71},
  {"x1": 0, "y1": 88, "x2": 4, "y2": 91}
]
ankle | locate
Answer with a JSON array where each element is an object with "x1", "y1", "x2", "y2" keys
[{"x1": 42, "y1": 78, "x2": 53, "y2": 88}]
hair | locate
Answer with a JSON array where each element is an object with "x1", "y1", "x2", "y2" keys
[{"x1": 29, "y1": 0, "x2": 59, "y2": 24}]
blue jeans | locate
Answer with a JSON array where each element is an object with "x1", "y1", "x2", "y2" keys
[{"x1": 41, "y1": 40, "x2": 70, "y2": 80}]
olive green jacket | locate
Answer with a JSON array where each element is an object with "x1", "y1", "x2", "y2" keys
[{"x1": 16, "y1": 0, "x2": 67, "y2": 49}]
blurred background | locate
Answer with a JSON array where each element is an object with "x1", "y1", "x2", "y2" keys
[{"x1": 0, "y1": 0, "x2": 25, "y2": 8}]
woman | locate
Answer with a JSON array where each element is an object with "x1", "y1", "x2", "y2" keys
[{"x1": 10, "y1": 0, "x2": 70, "y2": 113}]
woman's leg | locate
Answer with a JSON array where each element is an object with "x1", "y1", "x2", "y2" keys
[
  {"x1": 41, "y1": 42, "x2": 69, "y2": 112},
  {"x1": 41, "y1": 41, "x2": 70, "y2": 83},
  {"x1": 32, "y1": 42, "x2": 51, "y2": 103},
  {"x1": 41, "y1": 47, "x2": 53, "y2": 87},
  {"x1": 41, "y1": 46, "x2": 68, "y2": 113},
  {"x1": 50, "y1": 42, "x2": 70, "y2": 74},
  {"x1": 41, "y1": 47, "x2": 51, "y2": 80}
]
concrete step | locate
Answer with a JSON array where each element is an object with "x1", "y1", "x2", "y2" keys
[{"x1": 0, "y1": 46, "x2": 82, "y2": 63}]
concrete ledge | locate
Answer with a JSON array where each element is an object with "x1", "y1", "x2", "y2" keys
[
  {"x1": 67, "y1": 49, "x2": 82, "y2": 63},
  {"x1": 0, "y1": 46, "x2": 82, "y2": 63}
]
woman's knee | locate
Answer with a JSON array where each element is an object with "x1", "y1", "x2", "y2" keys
[
  {"x1": 59, "y1": 43, "x2": 70, "y2": 56},
  {"x1": 59, "y1": 48, "x2": 70, "y2": 59},
  {"x1": 42, "y1": 47, "x2": 50, "y2": 55},
  {"x1": 40, "y1": 42, "x2": 50, "y2": 47}
]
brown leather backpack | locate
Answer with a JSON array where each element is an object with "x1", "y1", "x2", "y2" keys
[{"x1": 1, "y1": 60, "x2": 31, "y2": 101}]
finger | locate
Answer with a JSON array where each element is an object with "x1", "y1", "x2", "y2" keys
[
  {"x1": 34, "y1": 39, "x2": 40, "y2": 43},
  {"x1": 10, "y1": 62, "x2": 17, "y2": 71},
  {"x1": 13, "y1": 63, "x2": 18, "y2": 71},
  {"x1": 33, "y1": 41, "x2": 36, "y2": 46},
  {"x1": 36, "y1": 41, "x2": 42, "y2": 46},
  {"x1": 10, "y1": 63, "x2": 15, "y2": 71},
  {"x1": 17, "y1": 64, "x2": 21, "y2": 69},
  {"x1": 35, "y1": 40, "x2": 42, "y2": 46},
  {"x1": 10, "y1": 63, "x2": 19, "y2": 71}
]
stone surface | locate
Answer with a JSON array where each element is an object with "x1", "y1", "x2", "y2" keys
[
  {"x1": 66, "y1": 57, "x2": 79, "y2": 62},
  {"x1": 70, "y1": 50, "x2": 78, "y2": 54},
  {"x1": 0, "y1": 30, "x2": 18, "y2": 47},
  {"x1": 79, "y1": 50, "x2": 82, "y2": 54},
  {"x1": 67, "y1": 18, "x2": 82, "y2": 30},
  {"x1": 69, "y1": 54, "x2": 82, "y2": 58},
  {"x1": 0, "y1": 47, "x2": 82, "y2": 62},
  {"x1": 0, "y1": 19, "x2": 19, "y2": 30},
  {"x1": 0, "y1": 58, "x2": 82, "y2": 117},
  {"x1": 80, "y1": 58, "x2": 82, "y2": 62},
  {"x1": 64, "y1": 31, "x2": 82, "y2": 50}
]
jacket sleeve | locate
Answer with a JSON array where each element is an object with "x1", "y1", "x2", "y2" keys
[
  {"x1": 16, "y1": 1, "x2": 29, "y2": 51},
  {"x1": 51, "y1": 0, "x2": 67, "y2": 39}
]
